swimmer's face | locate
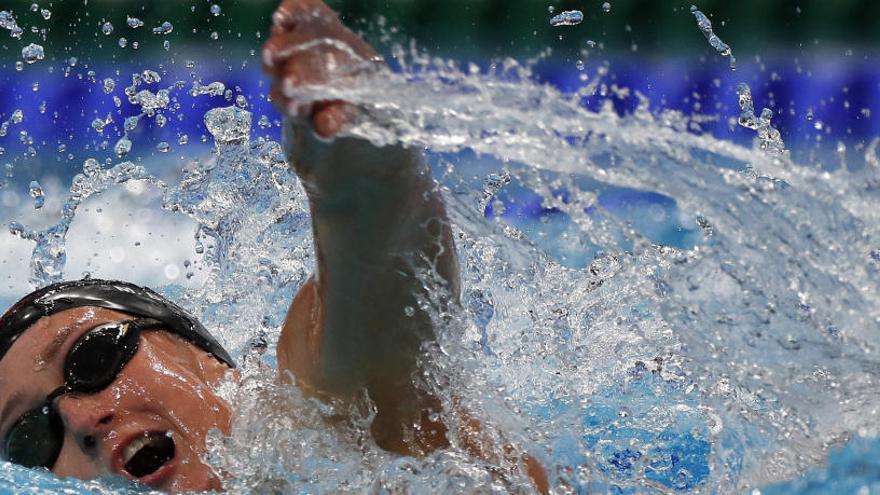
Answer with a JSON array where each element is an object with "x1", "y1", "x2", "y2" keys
[{"x1": 0, "y1": 307, "x2": 232, "y2": 492}]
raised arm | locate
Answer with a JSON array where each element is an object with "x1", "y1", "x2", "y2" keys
[{"x1": 262, "y1": 0, "x2": 459, "y2": 454}]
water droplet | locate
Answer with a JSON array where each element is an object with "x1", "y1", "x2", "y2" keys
[
  {"x1": 178, "y1": 134, "x2": 189, "y2": 145},
  {"x1": 602, "y1": 2, "x2": 612, "y2": 13},
  {"x1": 91, "y1": 117, "x2": 107, "y2": 134},
  {"x1": 163, "y1": 40, "x2": 171, "y2": 51},
  {"x1": 404, "y1": 306, "x2": 415, "y2": 317},
  {"x1": 805, "y1": 110, "x2": 814, "y2": 121},
  {"x1": 156, "y1": 142, "x2": 171, "y2": 153},
  {"x1": 28, "y1": 180, "x2": 44, "y2": 209},
  {"x1": 210, "y1": 31, "x2": 219, "y2": 40},
  {"x1": 586, "y1": 40, "x2": 597, "y2": 48},
  {"x1": 204, "y1": 106, "x2": 252, "y2": 144},
  {"x1": 83, "y1": 158, "x2": 101, "y2": 176},
  {"x1": 124, "y1": 116, "x2": 139, "y2": 133},
  {"x1": 103, "y1": 77, "x2": 115, "y2": 94},
  {"x1": 40, "y1": 9, "x2": 51, "y2": 20},
  {"x1": 152, "y1": 21, "x2": 173, "y2": 35},
  {"x1": 10, "y1": 109, "x2": 23, "y2": 124},
  {"x1": 235, "y1": 95, "x2": 247, "y2": 108},
  {"x1": 114, "y1": 137, "x2": 132, "y2": 157},
  {"x1": 190, "y1": 81, "x2": 226, "y2": 97},
  {"x1": 101, "y1": 21, "x2": 114, "y2": 35},
  {"x1": 690, "y1": 5, "x2": 736, "y2": 70},
  {"x1": 141, "y1": 70, "x2": 161, "y2": 84},
  {"x1": 549, "y1": 10, "x2": 583, "y2": 27},
  {"x1": 126, "y1": 16, "x2": 144, "y2": 28},
  {"x1": 547, "y1": 6, "x2": 555, "y2": 14},
  {"x1": 210, "y1": 4, "x2": 222, "y2": 16},
  {"x1": 575, "y1": 60, "x2": 585, "y2": 71},
  {"x1": 118, "y1": 37, "x2": 127, "y2": 48},
  {"x1": 21, "y1": 43, "x2": 44, "y2": 64}
]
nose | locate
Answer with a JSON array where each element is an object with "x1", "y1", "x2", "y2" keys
[{"x1": 54, "y1": 393, "x2": 116, "y2": 453}]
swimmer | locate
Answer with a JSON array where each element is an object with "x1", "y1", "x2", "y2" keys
[{"x1": 0, "y1": 0, "x2": 547, "y2": 492}]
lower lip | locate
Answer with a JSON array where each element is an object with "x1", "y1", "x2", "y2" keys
[{"x1": 120, "y1": 443, "x2": 178, "y2": 488}]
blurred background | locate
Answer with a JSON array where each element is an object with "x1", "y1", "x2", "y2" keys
[{"x1": 0, "y1": 0, "x2": 878, "y2": 308}]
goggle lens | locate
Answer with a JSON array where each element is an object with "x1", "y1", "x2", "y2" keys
[
  {"x1": 4, "y1": 405, "x2": 62, "y2": 469},
  {"x1": 64, "y1": 322, "x2": 140, "y2": 394}
]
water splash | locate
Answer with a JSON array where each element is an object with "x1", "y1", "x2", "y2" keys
[
  {"x1": 736, "y1": 82, "x2": 786, "y2": 155},
  {"x1": 690, "y1": 5, "x2": 736, "y2": 70},
  {"x1": 10, "y1": 161, "x2": 162, "y2": 287},
  {"x1": 2, "y1": 20, "x2": 879, "y2": 495}
]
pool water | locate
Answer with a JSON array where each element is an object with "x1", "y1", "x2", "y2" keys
[{"x1": 1, "y1": 5, "x2": 880, "y2": 495}]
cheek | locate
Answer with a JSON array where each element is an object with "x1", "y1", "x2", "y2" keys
[
  {"x1": 53, "y1": 445, "x2": 102, "y2": 481},
  {"x1": 117, "y1": 343, "x2": 231, "y2": 438}
]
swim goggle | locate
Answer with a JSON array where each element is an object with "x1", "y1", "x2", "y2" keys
[{"x1": 2, "y1": 318, "x2": 164, "y2": 469}]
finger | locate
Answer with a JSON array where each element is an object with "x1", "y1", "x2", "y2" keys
[
  {"x1": 312, "y1": 101, "x2": 353, "y2": 138},
  {"x1": 272, "y1": 0, "x2": 337, "y2": 33}
]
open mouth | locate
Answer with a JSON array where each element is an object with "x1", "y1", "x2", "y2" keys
[{"x1": 121, "y1": 431, "x2": 176, "y2": 479}]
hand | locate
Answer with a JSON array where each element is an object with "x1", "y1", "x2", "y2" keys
[{"x1": 262, "y1": 0, "x2": 383, "y2": 138}]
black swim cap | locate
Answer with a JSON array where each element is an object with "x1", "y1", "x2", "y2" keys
[{"x1": 0, "y1": 279, "x2": 235, "y2": 367}]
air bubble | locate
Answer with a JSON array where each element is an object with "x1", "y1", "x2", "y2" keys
[
  {"x1": 101, "y1": 21, "x2": 113, "y2": 35},
  {"x1": 602, "y1": 2, "x2": 611, "y2": 13},
  {"x1": 118, "y1": 37, "x2": 127, "y2": 48},
  {"x1": 103, "y1": 77, "x2": 115, "y2": 94},
  {"x1": 156, "y1": 142, "x2": 171, "y2": 153},
  {"x1": 126, "y1": 16, "x2": 144, "y2": 28},
  {"x1": 210, "y1": 4, "x2": 222, "y2": 16},
  {"x1": 40, "y1": 9, "x2": 51, "y2": 20}
]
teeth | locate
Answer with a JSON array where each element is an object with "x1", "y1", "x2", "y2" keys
[{"x1": 122, "y1": 433, "x2": 157, "y2": 466}]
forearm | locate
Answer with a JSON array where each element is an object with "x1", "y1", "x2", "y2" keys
[{"x1": 282, "y1": 120, "x2": 459, "y2": 395}]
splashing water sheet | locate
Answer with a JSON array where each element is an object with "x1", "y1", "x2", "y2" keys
[{"x1": 0, "y1": 1, "x2": 879, "y2": 494}]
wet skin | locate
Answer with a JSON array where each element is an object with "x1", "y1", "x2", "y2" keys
[{"x1": 0, "y1": 307, "x2": 232, "y2": 491}]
